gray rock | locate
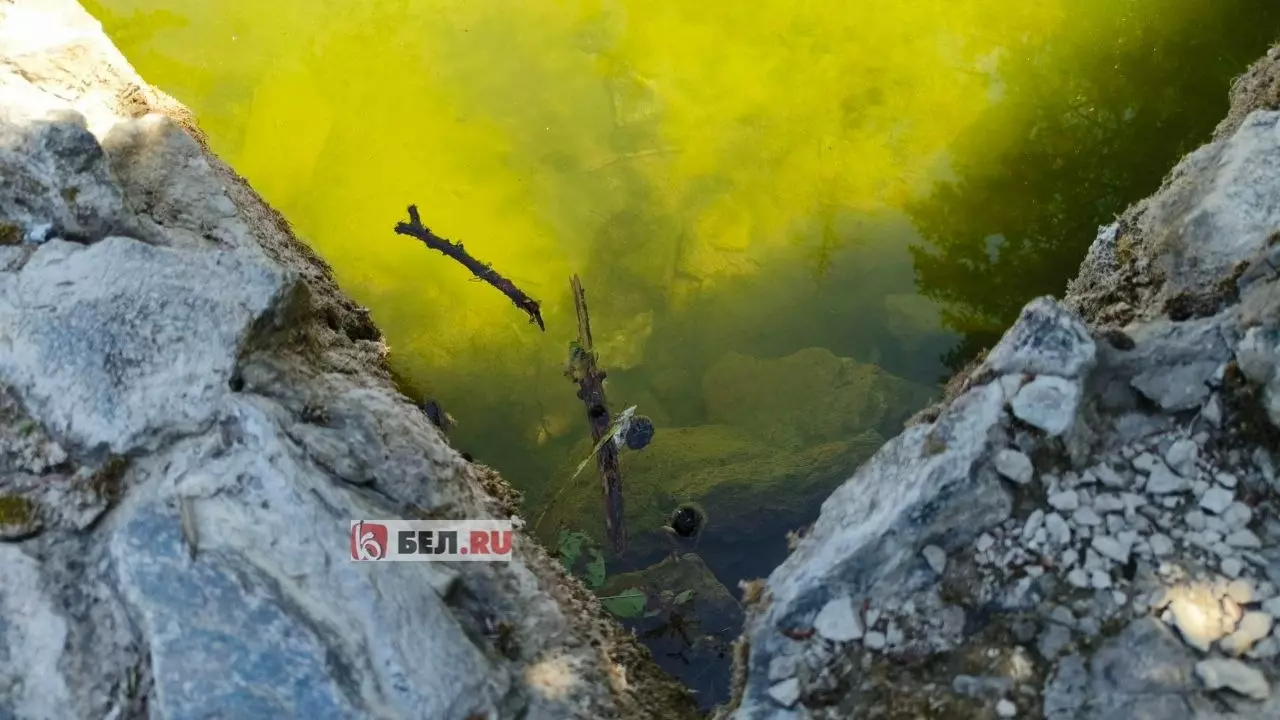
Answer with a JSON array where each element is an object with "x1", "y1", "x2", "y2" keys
[
  {"x1": 1131, "y1": 362, "x2": 1218, "y2": 412},
  {"x1": 1164, "y1": 439, "x2": 1199, "y2": 478},
  {"x1": 1227, "y1": 530, "x2": 1263, "y2": 549},
  {"x1": 1195, "y1": 658, "x2": 1270, "y2": 700},
  {"x1": 1048, "y1": 490, "x2": 1081, "y2": 512},
  {"x1": 1144, "y1": 465, "x2": 1190, "y2": 495},
  {"x1": 863, "y1": 631, "x2": 887, "y2": 650},
  {"x1": 983, "y1": 297, "x2": 1097, "y2": 379},
  {"x1": 1045, "y1": 513, "x2": 1073, "y2": 546},
  {"x1": 1199, "y1": 487, "x2": 1236, "y2": 515},
  {"x1": 1073, "y1": 506, "x2": 1103, "y2": 527},
  {"x1": 766, "y1": 678, "x2": 801, "y2": 708},
  {"x1": 921, "y1": 545, "x2": 947, "y2": 575},
  {"x1": 813, "y1": 596, "x2": 863, "y2": 642},
  {"x1": 1149, "y1": 534, "x2": 1175, "y2": 557},
  {"x1": 995, "y1": 448, "x2": 1034, "y2": 485},
  {"x1": 996, "y1": 698, "x2": 1018, "y2": 718},
  {"x1": 1091, "y1": 536, "x2": 1131, "y2": 565},
  {"x1": 1011, "y1": 376, "x2": 1082, "y2": 436}
]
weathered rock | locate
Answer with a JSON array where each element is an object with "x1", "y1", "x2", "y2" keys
[
  {"x1": 0, "y1": 4, "x2": 698, "y2": 719},
  {"x1": 982, "y1": 297, "x2": 1097, "y2": 379},
  {"x1": 1011, "y1": 375, "x2": 1082, "y2": 436},
  {"x1": 1196, "y1": 658, "x2": 1271, "y2": 700}
]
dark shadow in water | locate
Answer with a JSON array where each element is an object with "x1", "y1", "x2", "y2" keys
[{"x1": 907, "y1": 0, "x2": 1280, "y2": 372}]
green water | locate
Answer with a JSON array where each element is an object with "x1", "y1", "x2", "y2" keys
[{"x1": 83, "y1": 0, "x2": 1280, "y2": 706}]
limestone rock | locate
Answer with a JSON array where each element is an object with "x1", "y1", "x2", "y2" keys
[
  {"x1": 1196, "y1": 658, "x2": 1271, "y2": 700},
  {"x1": 1011, "y1": 375, "x2": 1081, "y2": 436},
  {"x1": 983, "y1": 297, "x2": 1097, "y2": 379}
]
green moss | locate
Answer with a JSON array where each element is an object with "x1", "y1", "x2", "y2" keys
[
  {"x1": 0, "y1": 494, "x2": 35, "y2": 525},
  {"x1": 0, "y1": 222, "x2": 21, "y2": 246},
  {"x1": 89, "y1": 455, "x2": 130, "y2": 506}
]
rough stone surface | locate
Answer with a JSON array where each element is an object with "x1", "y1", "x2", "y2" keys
[
  {"x1": 0, "y1": 4, "x2": 698, "y2": 720},
  {"x1": 727, "y1": 46, "x2": 1280, "y2": 720}
]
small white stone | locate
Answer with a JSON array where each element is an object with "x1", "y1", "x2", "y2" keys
[
  {"x1": 922, "y1": 545, "x2": 947, "y2": 575},
  {"x1": 1261, "y1": 597, "x2": 1280, "y2": 618},
  {"x1": 1226, "y1": 530, "x2": 1263, "y2": 549},
  {"x1": 1221, "y1": 612, "x2": 1274, "y2": 657},
  {"x1": 1165, "y1": 439, "x2": 1199, "y2": 477},
  {"x1": 1146, "y1": 465, "x2": 1190, "y2": 495},
  {"x1": 1091, "y1": 570, "x2": 1112, "y2": 589},
  {"x1": 814, "y1": 596, "x2": 864, "y2": 642},
  {"x1": 1215, "y1": 472, "x2": 1238, "y2": 489},
  {"x1": 1195, "y1": 658, "x2": 1271, "y2": 700},
  {"x1": 1223, "y1": 503, "x2": 1254, "y2": 528},
  {"x1": 1061, "y1": 548, "x2": 1079, "y2": 567},
  {"x1": 1048, "y1": 490, "x2": 1080, "y2": 512},
  {"x1": 1094, "y1": 464, "x2": 1129, "y2": 489},
  {"x1": 1222, "y1": 557, "x2": 1245, "y2": 578},
  {"x1": 1011, "y1": 376, "x2": 1081, "y2": 436},
  {"x1": 1200, "y1": 487, "x2": 1236, "y2": 515},
  {"x1": 1066, "y1": 569, "x2": 1090, "y2": 588},
  {"x1": 1203, "y1": 395, "x2": 1223, "y2": 425},
  {"x1": 975, "y1": 534, "x2": 996, "y2": 553},
  {"x1": 1093, "y1": 494, "x2": 1125, "y2": 514},
  {"x1": 996, "y1": 699, "x2": 1017, "y2": 718},
  {"x1": 865, "y1": 609, "x2": 881, "y2": 627},
  {"x1": 768, "y1": 677, "x2": 802, "y2": 707},
  {"x1": 995, "y1": 449, "x2": 1034, "y2": 485},
  {"x1": 1044, "y1": 513, "x2": 1072, "y2": 546},
  {"x1": 1226, "y1": 580, "x2": 1256, "y2": 605},
  {"x1": 1133, "y1": 453, "x2": 1160, "y2": 473},
  {"x1": 863, "y1": 631, "x2": 887, "y2": 650},
  {"x1": 1023, "y1": 510, "x2": 1045, "y2": 539},
  {"x1": 1148, "y1": 533, "x2": 1174, "y2": 557},
  {"x1": 1072, "y1": 506, "x2": 1103, "y2": 527},
  {"x1": 768, "y1": 656, "x2": 798, "y2": 681},
  {"x1": 1091, "y1": 536, "x2": 1130, "y2": 564}
]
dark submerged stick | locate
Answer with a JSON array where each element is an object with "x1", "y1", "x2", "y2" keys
[
  {"x1": 394, "y1": 205, "x2": 545, "y2": 330},
  {"x1": 564, "y1": 274, "x2": 627, "y2": 555}
]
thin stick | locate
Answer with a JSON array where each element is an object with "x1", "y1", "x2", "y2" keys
[
  {"x1": 565, "y1": 274, "x2": 627, "y2": 555},
  {"x1": 394, "y1": 205, "x2": 545, "y2": 330}
]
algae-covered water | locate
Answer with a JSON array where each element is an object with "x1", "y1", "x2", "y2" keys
[{"x1": 85, "y1": 0, "x2": 1280, "y2": 706}]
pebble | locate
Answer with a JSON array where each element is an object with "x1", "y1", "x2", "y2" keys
[
  {"x1": 1045, "y1": 513, "x2": 1072, "y2": 545},
  {"x1": 1199, "y1": 487, "x2": 1235, "y2": 515},
  {"x1": 1090, "y1": 571, "x2": 1112, "y2": 589},
  {"x1": 1092, "y1": 494, "x2": 1125, "y2": 514},
  {"x1": 1165, "y1": 439, "x2": 1199, "y2": 477},
  {"x1": 1072, "y1": 506, "x2": 1102, "y2": 527},
  {"x1": 863, "y1": 631, "x2": 887, "y2": 650},
  {"x1": 922, "y1": 545, "x2": 947, "y2": 575},
  {"x1": 1093, "y1": 463, "x2": 1129, "y2": 489},
  {"x1": 1011, "y1": 376, "x2": 1080, "y2": 436},
  {"x1": 995, "y1": 449, "x2": 1035, "y2": 485},
  {"x1": 1066, "y1": 569, "x2": 1090, "y2": 589},
  {"x1": 768, "y1": 677, "x2": 801, "y2": 707},
  {"x1": 814, "y1": 595, "x2": 864, "y2": 642},
  {"x1": 1215, "y1": 472, "x2": 1238, "y2": 489},
  {"x1": 996, "y1": 699, "x2": 1017, "y2": 718},
  {"x1": 1091, "y1": 536, "x2": 1130, "y2": 564},
  {"x1": 1023, "y1": 510, "x2": 1045, "y2": 539},
  {"x1": 1195, "y1": 658, "x2": 1271, "y2": 700},
  {"x1": 1146, "y1": 465, "x2": 1190, "y2": 495},
  {"x1": 1149, "y1": 533, "x2": 1174, "y2": 556},
  {"x1": 1048, "y1": 490, "x2": 1080, "y2": 512},
  {"x1": 1222, "y1": 557, "x2": 1245, "y2": 578},
  {"x1": 1223, "y1": 503, "x2": 1253, "y2": 528},
  {"x1": 1226, "y1": 530, "x2": 1262, "y2": 549},
  {"x1": 1221, "y1": 612, "x2": 1274, "y2": 656},
  {"x1": 976, "y1": 534, "x2": 996, "y2": 553},
  {"x1": 1133, "y1": 453, "x2": 1160, "y2": 473}
]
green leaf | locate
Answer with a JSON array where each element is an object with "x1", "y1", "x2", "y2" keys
[
  {"x1": 585, "y1": 549, "x2": 607, "y2": 589},
  {"x1": 556, "y1": 530, "x2": 583, "y2": 572},
  {"x1": 673, "y1": 589, "x2": 694, "y2": 606},
  {"x1": 601, "y1": 588, "x2": 647, "y2": 618}
]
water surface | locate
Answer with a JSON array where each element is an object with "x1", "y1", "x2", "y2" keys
[{"x1": 84, "y1": 0, "x2": 1280, "y2": 707}]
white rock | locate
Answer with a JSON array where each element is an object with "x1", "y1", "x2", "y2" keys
[
  {"x1": 1203, "y1": 395, "x2": 1223, "y2": 425},
  {"x1": 863, "y1": 631, "x2": 887, "y2": 650},
  {"x1": 1195, "y1": 658, "x2": 1270, "y2": 700},
  {"x1": 1223, "y1": 503, "x2": 1254, "y2": 528},
  {"x1": 1093, "y1": 464, "x2": 1129, "y2": 489},
  {"x1": 768, "y1": 656, "x2": 798, "y2": 681},
  {"x1": 1022, "y1": 510, "x2": 1045, "y2": 540},
  {"x1": 1133, "y1": 453, "x2": 1160, "y2": 473},
  {"x1": 996, "y1": 698, "x2": 1017, "y2": 718},
  {"x1": 1048, "y1": 491, "x2": 1080, "y2": 512},
  {"x1": 1221, "y1": 612, "x2": 1274, "y2": 657},
  {"x1": 1091, "y1": 536, "x2": 1130, "y2": 564},
  {"x1": 813, "y1": 596, "x2": 864, "y2": 642},
  {"x1": 1090, "y1": 571, "x2": 1112, "y2": 589},
  {"x1": 1199, "y1": 487, "x2": 1236, "y2": 515},
  {"x1": 994, "y1": 449, "x2": 1034, "y2": 485},
  {"x1": 1226, "y1": 530, "x2": 1263, "y2": 549},
  {"x1": 1165, "y1": 439, "x2": 1199, "y2": 477},
  {"x1": 1066, "y1": 569, "x2": 1090, "y2": 588},
  {"x1": 1044, "y1": 514, "x2": 1072, "y2": 546},
  {"x1": 767, "y1": 677, "x2": 801, "y2": 707},
  {"x1": 1185, "y1": 510, "x2": 1208, "y2": 530},
  {"x1": 1145, "y1": 465, "x2": 1190, "y2": 495},
  {"x1": 1216, "y1": 472, "x2": 1239, "y2": 489},
  {"x1": 975, "y1": 534, "x2": 996, "y2": 553},
  {"x1": 1061, "y1": 549, "x2": 1079, "y2": 568},
  {"x1": 1092, "y1": 495, "x2": 1125, "y2": 514},
  {"x1": 922, "y1": 545, "x2": 947, "y2": 575},
  {"x1": 1149, "y1": 534, "x2": 1175, "y2": 557},
  {"x1": 1226, "y1": 580, "x2": 1256, "y2": 605},
  {"x1": 1011, "y1": 376, "x2": 1081, "y2": 436},
  {"x1": 1222, "y1": 558, "x2": 1245, "y2": 578},
  {"x1": 1072, "y1": 506, "x2": 1103, "y2": 527}
]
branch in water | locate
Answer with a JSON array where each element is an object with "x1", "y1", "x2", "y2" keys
[{"x1": 394, "y1": 205, "x2": 546, "y2": 331}]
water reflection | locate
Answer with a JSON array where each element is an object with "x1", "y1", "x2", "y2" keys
[{"x1": 907, "y1": 0, "x2": 1280, "y2": 371}]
